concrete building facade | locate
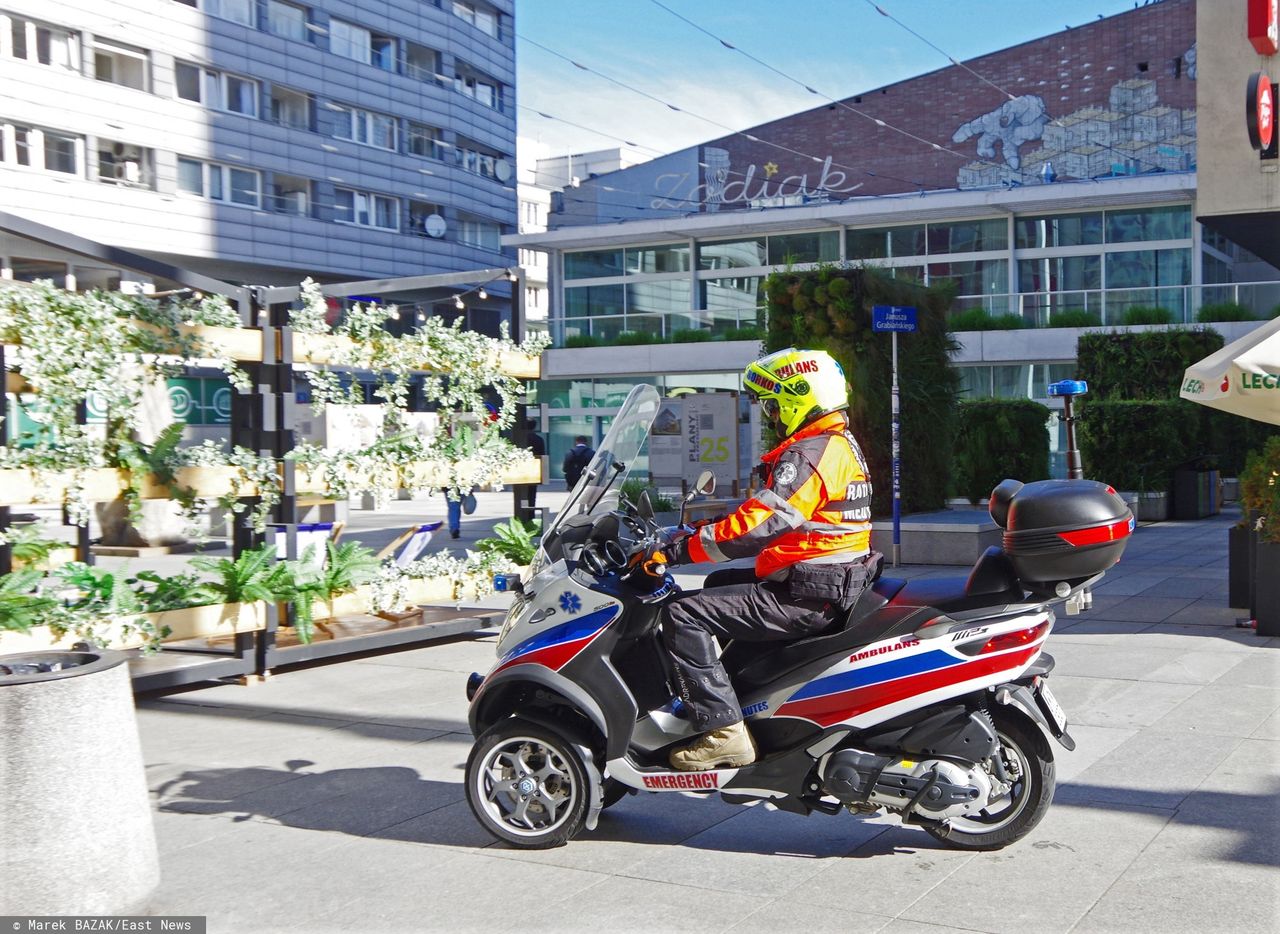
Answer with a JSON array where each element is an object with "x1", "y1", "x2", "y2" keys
[{"x1": 0, "y1": 0, "x2": 517, "y2": 309}]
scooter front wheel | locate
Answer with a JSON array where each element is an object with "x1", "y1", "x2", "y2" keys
[{"x1": 466, "y1": 718, "x2": 590, "y2": 849}]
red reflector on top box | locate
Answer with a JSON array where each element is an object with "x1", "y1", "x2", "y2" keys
[
  {"x1": 1057, "y1": 518, "x2": 1133, "y2": 548},
  {"x1": 989, "y1": 478, "x2": 1134, "y2": 597}
]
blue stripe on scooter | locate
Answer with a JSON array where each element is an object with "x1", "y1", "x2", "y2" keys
[
  {"x1": 786, "y1": 649, "x2": 963, "y2": 702},
  {"x1": 498, "y1": 606, "x2": 618, "y2": 664}
]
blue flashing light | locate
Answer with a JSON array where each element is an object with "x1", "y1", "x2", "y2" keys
[{"x1": 1048, "y1": 379, "x2": 1089, "y2": 397}]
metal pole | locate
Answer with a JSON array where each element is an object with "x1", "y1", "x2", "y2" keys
[
  {"x1": 891, "y1": 330, "x2": 901, "y2": 568},
  {"x1": 1062, "y1": 395, "x2": 1083, "y2": 480},
  {"x1": 0, "y1": 343, "x2": 10, "y2": 576}
]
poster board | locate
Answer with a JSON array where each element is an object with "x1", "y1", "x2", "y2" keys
[{"x1": 649, "y1": 392, "x2": 740, "y2": 491}]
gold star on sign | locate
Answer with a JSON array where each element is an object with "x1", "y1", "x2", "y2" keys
[{"x1": 763, "y1": 161, "x2": 779, "y2": 178}]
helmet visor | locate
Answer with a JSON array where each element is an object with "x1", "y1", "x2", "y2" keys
[{"x1": 760, "y1": 397, "x2": 780, "y2": 422}]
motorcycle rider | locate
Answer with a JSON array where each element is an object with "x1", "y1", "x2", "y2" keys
[{"x1": 662, "y1": 347, "x2": 877, "y2": 771}]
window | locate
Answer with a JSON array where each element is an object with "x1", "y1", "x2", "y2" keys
[
  {"x1": 330, "y1": 19, "x2": 393, "y2": 70},
  {"x1": 455, "y1": 69, "x2": 501, "y2": 109},
  {"x1": 698, "y1": 237, "x2": 766, "y2": 270},
  {"x1": 93, "y1": 40, "x2": 148, "y2": 90},
  {"x1": 1018, "y1": 256, "x2": 1101, "y2": 293},
  {"x1": 626, "y1": 243, "x2": 690, "y2": 274},
  {"x1": 334, "y1": 188, "x2": 398, "y2": 230},
  {"x1": 6, "y1": 15, "x2": 78, "y2": 70},
  {"x1": 457, "y1": 214, "x2": 501, "y2": 251},
  {"x1": 627, "y1": 281, "x2": 691, "y2": 315},
  {"x1": 766, "y1": 231, "x2": 839, "y2": 265},
  {"x1": 332, "y1": 105, "x2": 396, "y2": 151},
  {"x1": 270, "y1": 86, "x2": 311, "y2": 129},
  {"x1": 97, "y1": 141, "x2": 154, "y2": 189},
  {"x1": 222, "y1": 74, "x2": 258, "y2": 116},
  {"x1": 406, "y1": 199, "x2": 443, "y2": 237},
  {"x1": 2, "y1": 123, "x2": 80, "y2": 175},
  {"x1": 407, "y1": 122, "x2": 444, "y2": 160},
  {"x1": 1105, "y1": 249, "x2": 1192, "y2": 289},
  {"x1": 564, "y1": 284, "x2": 624, "y2": 317},
  {"x1": 271, "y1": 174, "x2": 310, "y2": 215},
  {"x1": 11, "y1": 257, "x2": 67, "y2": 287},
  {"x1": 454, "y1": 140, "x2": 506, "y2": 179},
  {"x1": 565, "y1": 249, "x2": 624, "y2": 279},
  {"x1": 1104, "y1": 206, "x2": 1192, "y2": 243},
  {"x1": 1015, "y1": 212, "x2": 1103, "y2": 249},
  {"x1": 329, "y1": 19, "x2": 369, "y2": 62},
  {"x1": 202, "y1": 0, "x2": 254, "y2": 27},
  {"x1": 13, "y1": 127, "x2": 30, "y2": 166},
  {"x1": 403, "y1": 41, "x2": 440, "y2": 82},
  {"x1": 452, "y1": 1, "x2": 498, "y2": 38},
  {"x1": 176, "y1": 157, "x2": 261, "y2": 207},
  {"x1": 173, "y1": 63, "x2": 258, "y2": 117},
  {"x1": 265, "y1": 0, "x2": 306, "y2": 41},
  {"x1": 927, "y1": 218, "x2": 1008, "y2": 255},
  {"x1": 928, "y1": 259, "x2": 1009, "y2": 296},
  {"x1": 42, "y1": 131, "x2": 77, "y2": 174}
]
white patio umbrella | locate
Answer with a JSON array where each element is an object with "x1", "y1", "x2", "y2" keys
[{"x1": 1180, "y1": 316, "x2": 1280, "y2": 426}]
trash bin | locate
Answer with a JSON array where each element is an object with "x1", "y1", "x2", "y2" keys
[
  {"x1": 0, "y1": 649, "x2": 159, "y2": 915},
  {"x1": 1173, "y1": 467, "x2": 1220, "y2": 520}
]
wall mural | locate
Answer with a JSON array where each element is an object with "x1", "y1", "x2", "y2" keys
[{"x1": 952, "y1": 54, "x2": 1196, "y2": 189}]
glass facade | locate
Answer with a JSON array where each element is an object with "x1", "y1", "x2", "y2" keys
[
  {"x1": 1016, "y1": 212, "x2": 1103, "y2": 249},
  {"x1": 556, "y1": 203, "x2": 1217, "y2": 343}
]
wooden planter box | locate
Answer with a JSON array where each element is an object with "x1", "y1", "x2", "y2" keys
[{"x1": 0, "y1": 601, "x2": 268, "y2": 654}]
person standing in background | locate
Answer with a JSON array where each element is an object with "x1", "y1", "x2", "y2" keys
[
  {"x1": 562, "y1": 435, "x2": 595, "y2": 490},
  {"x1": 514, "y1": 419, "x2": 545, "y2": 523}
]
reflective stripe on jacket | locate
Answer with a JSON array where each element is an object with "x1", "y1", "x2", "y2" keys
[{"x1": 685, "y1": 411, "x2": 873, "y2": 578}]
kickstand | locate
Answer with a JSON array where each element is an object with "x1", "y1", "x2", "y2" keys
[{"x1": 899, "y1": 768, "x2": 942, "y2": 828}]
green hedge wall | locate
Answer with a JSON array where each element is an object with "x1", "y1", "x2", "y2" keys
[
  {"x1": 1076, "y1": 329, "x2": 1223, "y2": 400},
  {"x1": 764, "y1": 266, "x2": 959, "y2": 516},
  {"x1": 1076, "y1": 328, "x2": 1278, "y2": 478},
  {"x1": 955, "y1": 399, "x2": 1051, "y2": 504},
  {"x1": 1078, "y1": 400, "x2": 1187, "y2": 491}
]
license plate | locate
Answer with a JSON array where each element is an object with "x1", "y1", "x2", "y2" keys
[{"x1": 1037, "y1": 683, "x2": 1068, "y2": 734}]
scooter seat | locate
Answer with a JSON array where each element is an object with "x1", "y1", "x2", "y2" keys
[
  {"x1": 886, "y1": 546, "x2": 1025, "y2": 613},
  {"x1": 724, "y1": 580, "x2": 933, "y2": 691}
]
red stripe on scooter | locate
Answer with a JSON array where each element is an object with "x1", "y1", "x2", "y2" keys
[
  {"x1": 774, "y1": 646, "x2": 1041, "y2": 728},
  {"x1": 492, "y1": 629, "x2": 605, "y2": 676}
]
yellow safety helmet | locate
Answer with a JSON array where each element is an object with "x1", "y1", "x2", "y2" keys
[{"x1": 743, "y1": 347, "x2": 848, "y2": 437}]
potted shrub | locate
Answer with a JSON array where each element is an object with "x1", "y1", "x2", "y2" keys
[{"x1": 1240, "y1": 440, "x2": 1280, "y2": 633}]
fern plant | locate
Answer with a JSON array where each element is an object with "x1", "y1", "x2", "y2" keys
[
  {"x1": 0, "y1": 570, "x2": 60, "y2": 633},
  {"x1": 191, "y1": 544, "x2": 293, "y2": 606},
  {"x1": 5, "y1": 524, "x2": 68, "y2": 567},
  {"x1": 317, "y1": 541, "x2": 381, "y2": 597},
  {"x1": 474, "y1": 517, "x2": 542, "y2": 565}
]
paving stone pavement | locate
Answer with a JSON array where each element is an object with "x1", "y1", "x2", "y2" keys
[{"x1": 132, "y1": 508, "x2": 1280, "y2": 933}]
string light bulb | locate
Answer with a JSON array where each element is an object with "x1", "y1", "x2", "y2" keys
[
  {"x1": 477, "y1": 287, "x2": 488, "y2": 300},
  {"x1": 506, "y1": 269, "x2": 519, "y2": 282},
  {"x1": 454, "y1": 295, "x2": 465, "y2": 310}
]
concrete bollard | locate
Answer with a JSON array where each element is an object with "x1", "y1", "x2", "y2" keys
[{"x1": 0, "y1": 650, "x2": 159, "y2": 915}]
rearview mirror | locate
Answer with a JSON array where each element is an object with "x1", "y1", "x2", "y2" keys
[
  {"x1": 695, "y1": 470, "x2": 715, "y2": 496},
  {"x1": 638, "y1": 489, "x2": 654, "y2": 522}
]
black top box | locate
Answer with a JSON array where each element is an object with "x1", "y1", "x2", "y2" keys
[{"x1": 989, "y1": 479, "x2": 1134, "y2": 593}]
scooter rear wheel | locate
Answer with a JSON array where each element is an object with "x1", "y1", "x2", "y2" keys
[
  {"x1": 926, "y1": 712, "x2": 1055, "y2": 850},
  {"x1": 466, "y1": 718, "x2": 589, "y2": 849}
]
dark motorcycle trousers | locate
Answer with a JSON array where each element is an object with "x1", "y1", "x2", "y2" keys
[{"x1": 660, "y1": 566, "x2": 861, "y2": 730}]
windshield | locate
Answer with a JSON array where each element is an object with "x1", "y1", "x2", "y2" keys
[{"x1": 535, "y1": 384, "x2": 661, "y2": 568}]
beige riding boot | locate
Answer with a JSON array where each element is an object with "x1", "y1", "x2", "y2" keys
[{"x1": 669, "y1": 721, "x2": 758, "y2": 771}]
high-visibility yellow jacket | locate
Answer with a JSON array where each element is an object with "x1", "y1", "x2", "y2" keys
[{"x1": 685, "y1": 411, "x2": 873, "y2": 578}]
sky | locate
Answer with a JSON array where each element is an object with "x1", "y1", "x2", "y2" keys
[{"x1": 515, "y1": 0, "x2": 1152, "y2": 169}]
